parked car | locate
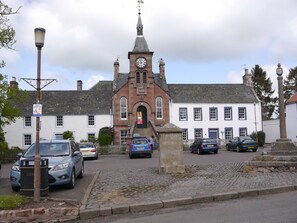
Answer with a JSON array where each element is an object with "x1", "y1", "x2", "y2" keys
[
  {"x1": 79, "y1": 142, "x2": 98, "y2": 159},
  {"x1": 190, "y1": 138, "x2": 218, "y2": 154},
  {"x1": 10, "y1": 139, "x2": 84, "y2": 191},
  {"x1": 129, "y1": 137, "x2": 152, "y2": 158},
  {"x1": 226, "y1": 136, "x2": 258, "y2": 152}
]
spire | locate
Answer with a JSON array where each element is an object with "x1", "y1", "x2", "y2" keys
[
  {"x1": 131, "y1": 0, "x2": 149, "y2": 52},
  {"x1": 137, "y1": 13, "x2": 143, "y2": 36},
  {"x1": 136, "y1": 0, "x2": 144, "y2": 36}
]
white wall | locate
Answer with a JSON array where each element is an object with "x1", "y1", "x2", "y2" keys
[
  {"x1": 4, "y1": 114, "x2": 112, "y2": 149},
  {"x1": 169, "y1": 102, "x2": 262, "y2": 143},
  {"x1": 262, "y1": 119, "x2": 280, "y2": 143},
  {"x1": 286, "y1": 103, "x2": 297, "y2": 143}
]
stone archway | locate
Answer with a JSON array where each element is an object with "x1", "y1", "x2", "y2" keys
[{"x1": 136, "y1": 105, "x2": 147, "y2": 128}]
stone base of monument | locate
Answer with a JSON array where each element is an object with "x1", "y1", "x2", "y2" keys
[
  {"x1": 157, "y1": 123, "x2": 185, "y2": 174},
  {"x1": 243, "y1": 138, "x2": 297, "y2": 173}
]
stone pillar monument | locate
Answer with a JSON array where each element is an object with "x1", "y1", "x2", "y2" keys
[
  {"x1": 243, "y1": 63, "x2": 297, "y2": 173},
  {"x1": 157, "y1": 123, "x2": 185, "y2": 174}
]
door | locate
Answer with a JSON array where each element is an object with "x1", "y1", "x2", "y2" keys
[
  {"x1": 136, "y1": 106, "x2": 147, "y2": 128},
  {"x1": 208, "y1": 128, "x2": 219, "y2": 139}
]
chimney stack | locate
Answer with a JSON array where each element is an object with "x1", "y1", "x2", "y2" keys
[
  {"x1": 113, "y1": 58, "x2": 120, "y2": 81},
  {"x1": 10, "y1": 76, "x2": 19, "y2": 88},
  {"x1": 243, "y1": 68, "x2": 253, "y2": 87},
  {"x1": 77, "y1": 80, "x2": 82, "y2": 91},
  {"x1": 159, "y1": 58, "x2": 165, "y2": 79}
]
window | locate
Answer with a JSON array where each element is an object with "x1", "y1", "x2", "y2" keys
[
  {"x1": 56, "y1": 116, "x2": 63, "y2": 127},
  {"x1": 225, "y1": 128, "x2": 233, "y2": 140},
  {"x1": 209, "y1": 107, "x2": 218, "y2": 121},
  {"x1": 88, "y1": 133, "x2": 96, "y2": 142},
  {"x1": 143, "y1": 72, "x2": 147, "y2": 84},
  {"x1": 136, "y1": 72, "x2": 140, "y2": 84},
  {"x1": 120, "y1": 130, "x2": 128, "y2": 145},
  {"x1": 120, "y1": 97, "x2": 127, "y2": 120},
  {"x1": 194, "y1": 108, "x2": 202, "y2": 121},
  {"x1": 238, "y1": 107, "x2": 246, "y2": 120},
  {"x1": 194, "y1": 128, "x2": 203, "y2": 139},
  {"x1": 182, "y1": 129, "x2": 188, "y2": 141},
  {"x1": 24, "y1": 134, "x2": 32, "y2": 146},
  {"x1": 156, "y1": 97, "x2": 163, "y2": 119},
  {"x1": 224, "y1": 107, "x2": 232, "y2": 120},
  {"x1": 179, "y1": 108, "x2": 188, "y2": 121},
  {"x1": 88, "y1": 115, "x2": 95, "y2": 126},
  {"x1": 24, "y1": 116, "x2": 31, "y2": 127},
  {"x1": 55, "y1": 134, "x2": 63, "y2": 140},
  {"x1": 239, "y1": 128, "x2": 247, "y2": 136}
]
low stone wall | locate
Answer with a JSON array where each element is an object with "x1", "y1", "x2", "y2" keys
[{"x1": 99, "y1": 145, "x2": 127, "y2": 155}]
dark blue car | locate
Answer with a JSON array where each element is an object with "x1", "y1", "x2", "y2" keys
[
  {"x1": 190, "y1": 138, "x2": 218, "y2": 154},
  {"x1": 226, "y1": 136, "x2": 258, "y2": 152}
]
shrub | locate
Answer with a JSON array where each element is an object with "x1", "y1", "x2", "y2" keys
[
  {"x1": 250, "y1": 131, "x2": 265, "y2": 147},
  {"x1": 63, "y1": 130, "x2": 74, "y2": 140},
  {"x1": 0, "y1": 146, "x2": 23, "y2": 163},
  {"x1": 98, "y1": 127, "x2": 113, "y2": 146}
]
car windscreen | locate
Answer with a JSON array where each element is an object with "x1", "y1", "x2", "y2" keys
[
  {"x1": 132, "y1": 139, "x2": 148, "y2": 145},
  {"x1": 79, "y1": 144, "x2": 94, "y2": 148},
  {"x1": 202, "y1": 139, "x2": 217, "y2": 143},
  {"x1": 24, "y1": 142, "x2": 70, "y2": 157}
]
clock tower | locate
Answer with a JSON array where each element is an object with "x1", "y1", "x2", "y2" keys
[{"x1": 112, "y1": 2, "x2": 170, "y2": 145}]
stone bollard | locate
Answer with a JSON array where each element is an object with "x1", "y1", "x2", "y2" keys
[{"x1": 157, "y1": 123, "x2": 185, "y2": 174}]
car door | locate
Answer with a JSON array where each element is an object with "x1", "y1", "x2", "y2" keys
[{"x1": 71, "y1": 142, "x2": 83, "y2": 176}]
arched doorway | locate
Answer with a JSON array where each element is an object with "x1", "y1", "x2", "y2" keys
[{"x1": 136, "y1": 105, "x2": 147, "y2": 128}]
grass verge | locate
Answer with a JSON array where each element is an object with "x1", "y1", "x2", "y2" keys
[{"x1": 0, "y1": 195, "x2": 28, "y2": 210}]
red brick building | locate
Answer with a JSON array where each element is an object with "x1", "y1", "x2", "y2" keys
[{"x1": 112, "y1": 12, "x2": 170, "y2": 144}]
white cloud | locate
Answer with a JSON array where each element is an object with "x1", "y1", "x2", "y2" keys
[
  {"x1": 2, "y1": 0, "x2": 297, "y2": 90},
  {"x1": 85, "y1": 75, "x2": 105, "y2": 90}
]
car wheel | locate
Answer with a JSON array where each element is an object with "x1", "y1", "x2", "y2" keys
[
  {"x1": 190, "y1": 147, "x2": 193, "y2": 153},
  {"x1": 67, "y1": 170, "x2": 75, "y2": 189},
  {"x1": 252, "y1": 149, "x2": 257, "y2": 152},
  {"x1": 149, "y1": 154, "x2": 152, "y2": 158},
  {"x1": 214, "y1": 150, "x2": 218, "y2": 154},
  {"x1": 77, "y1": 164, "x2": 84, "y2": 179},
  {"x1": 129, "y1": 154, "x2": 133, "y2": 159},
  {"x1": 236, "y1": 146, "x2": 241, "y2": 153},
  {"x1": 11, "y1": 186, "x2": 20, "y2": 192},
  {"x1": 226, "y1": 145, "x2": 230, "y2": 151}
]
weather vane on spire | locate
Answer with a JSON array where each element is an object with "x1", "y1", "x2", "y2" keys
[{"x1": 137, "y1": 0, "x2": 144, "y2": 14}]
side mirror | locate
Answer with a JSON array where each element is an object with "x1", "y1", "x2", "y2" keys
[{"x1": 17, "y1": 152, "x2": 23, "y2": 159}]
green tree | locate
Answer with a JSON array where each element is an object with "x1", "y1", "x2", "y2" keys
[
  {"x1": 1, "y1": 1, "x2": 19, "y2": 68},
  {"x1": 284, "y1": 66, "x2": 297, "y2": 101},
  {"x1": 0, "y1": 2, "x2": 25, "y2": 144},
  {"x1": 251, "y1": 65, "x2": 277, "y2": 120}
]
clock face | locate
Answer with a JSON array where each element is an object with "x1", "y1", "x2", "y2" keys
[{"x1": 136, "y1": 57, "x2": 147, "y2": 68}]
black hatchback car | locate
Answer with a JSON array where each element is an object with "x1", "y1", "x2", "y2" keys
[{"x1": 190, "y1": 138, "x2": 218, "y2": 154}]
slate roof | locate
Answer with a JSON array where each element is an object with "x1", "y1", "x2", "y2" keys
[
  {"x1": 168, "y1": 84, "x2": 258, "y2": 103},
  {"x1": 19, "y1": 81, "x2": 113, "y2": 116},
  {"x1": 17, "y1": 81, "x2": 258, "y2": 117},
  {"x1": 112, "y1": 73, "x2": 169, "y2": 93}
]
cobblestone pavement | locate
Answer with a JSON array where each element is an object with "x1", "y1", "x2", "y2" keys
[{"x1": 85, "y1": 162, "x2": 297, "y2": 209}]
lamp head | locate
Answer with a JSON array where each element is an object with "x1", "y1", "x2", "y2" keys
[
  {"x1": 34, "y1": 28, "x2": 46, "y2": 48},
  {"x1": 276, "y1": 63, "x2": 283, "y2": 76}
]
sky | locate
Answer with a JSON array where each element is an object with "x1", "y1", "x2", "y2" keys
[{"x1": 1, "y1": 0, "x2": 297, "y2": 92}]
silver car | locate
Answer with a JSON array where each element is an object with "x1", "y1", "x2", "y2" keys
[
  {"x1": 10, "y1": 139, "x2": 84, "y2": 191},
  {"x1": 79, "y1": 143, "x2": 98, "y2": 159}
]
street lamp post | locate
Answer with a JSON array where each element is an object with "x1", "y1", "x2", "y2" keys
[
  {"x1": 276, "y1": 63, "x2": 287, "y2": 139},
  {"x1": 34, "y1": 27, "x2": 45, "y2": 202}
]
